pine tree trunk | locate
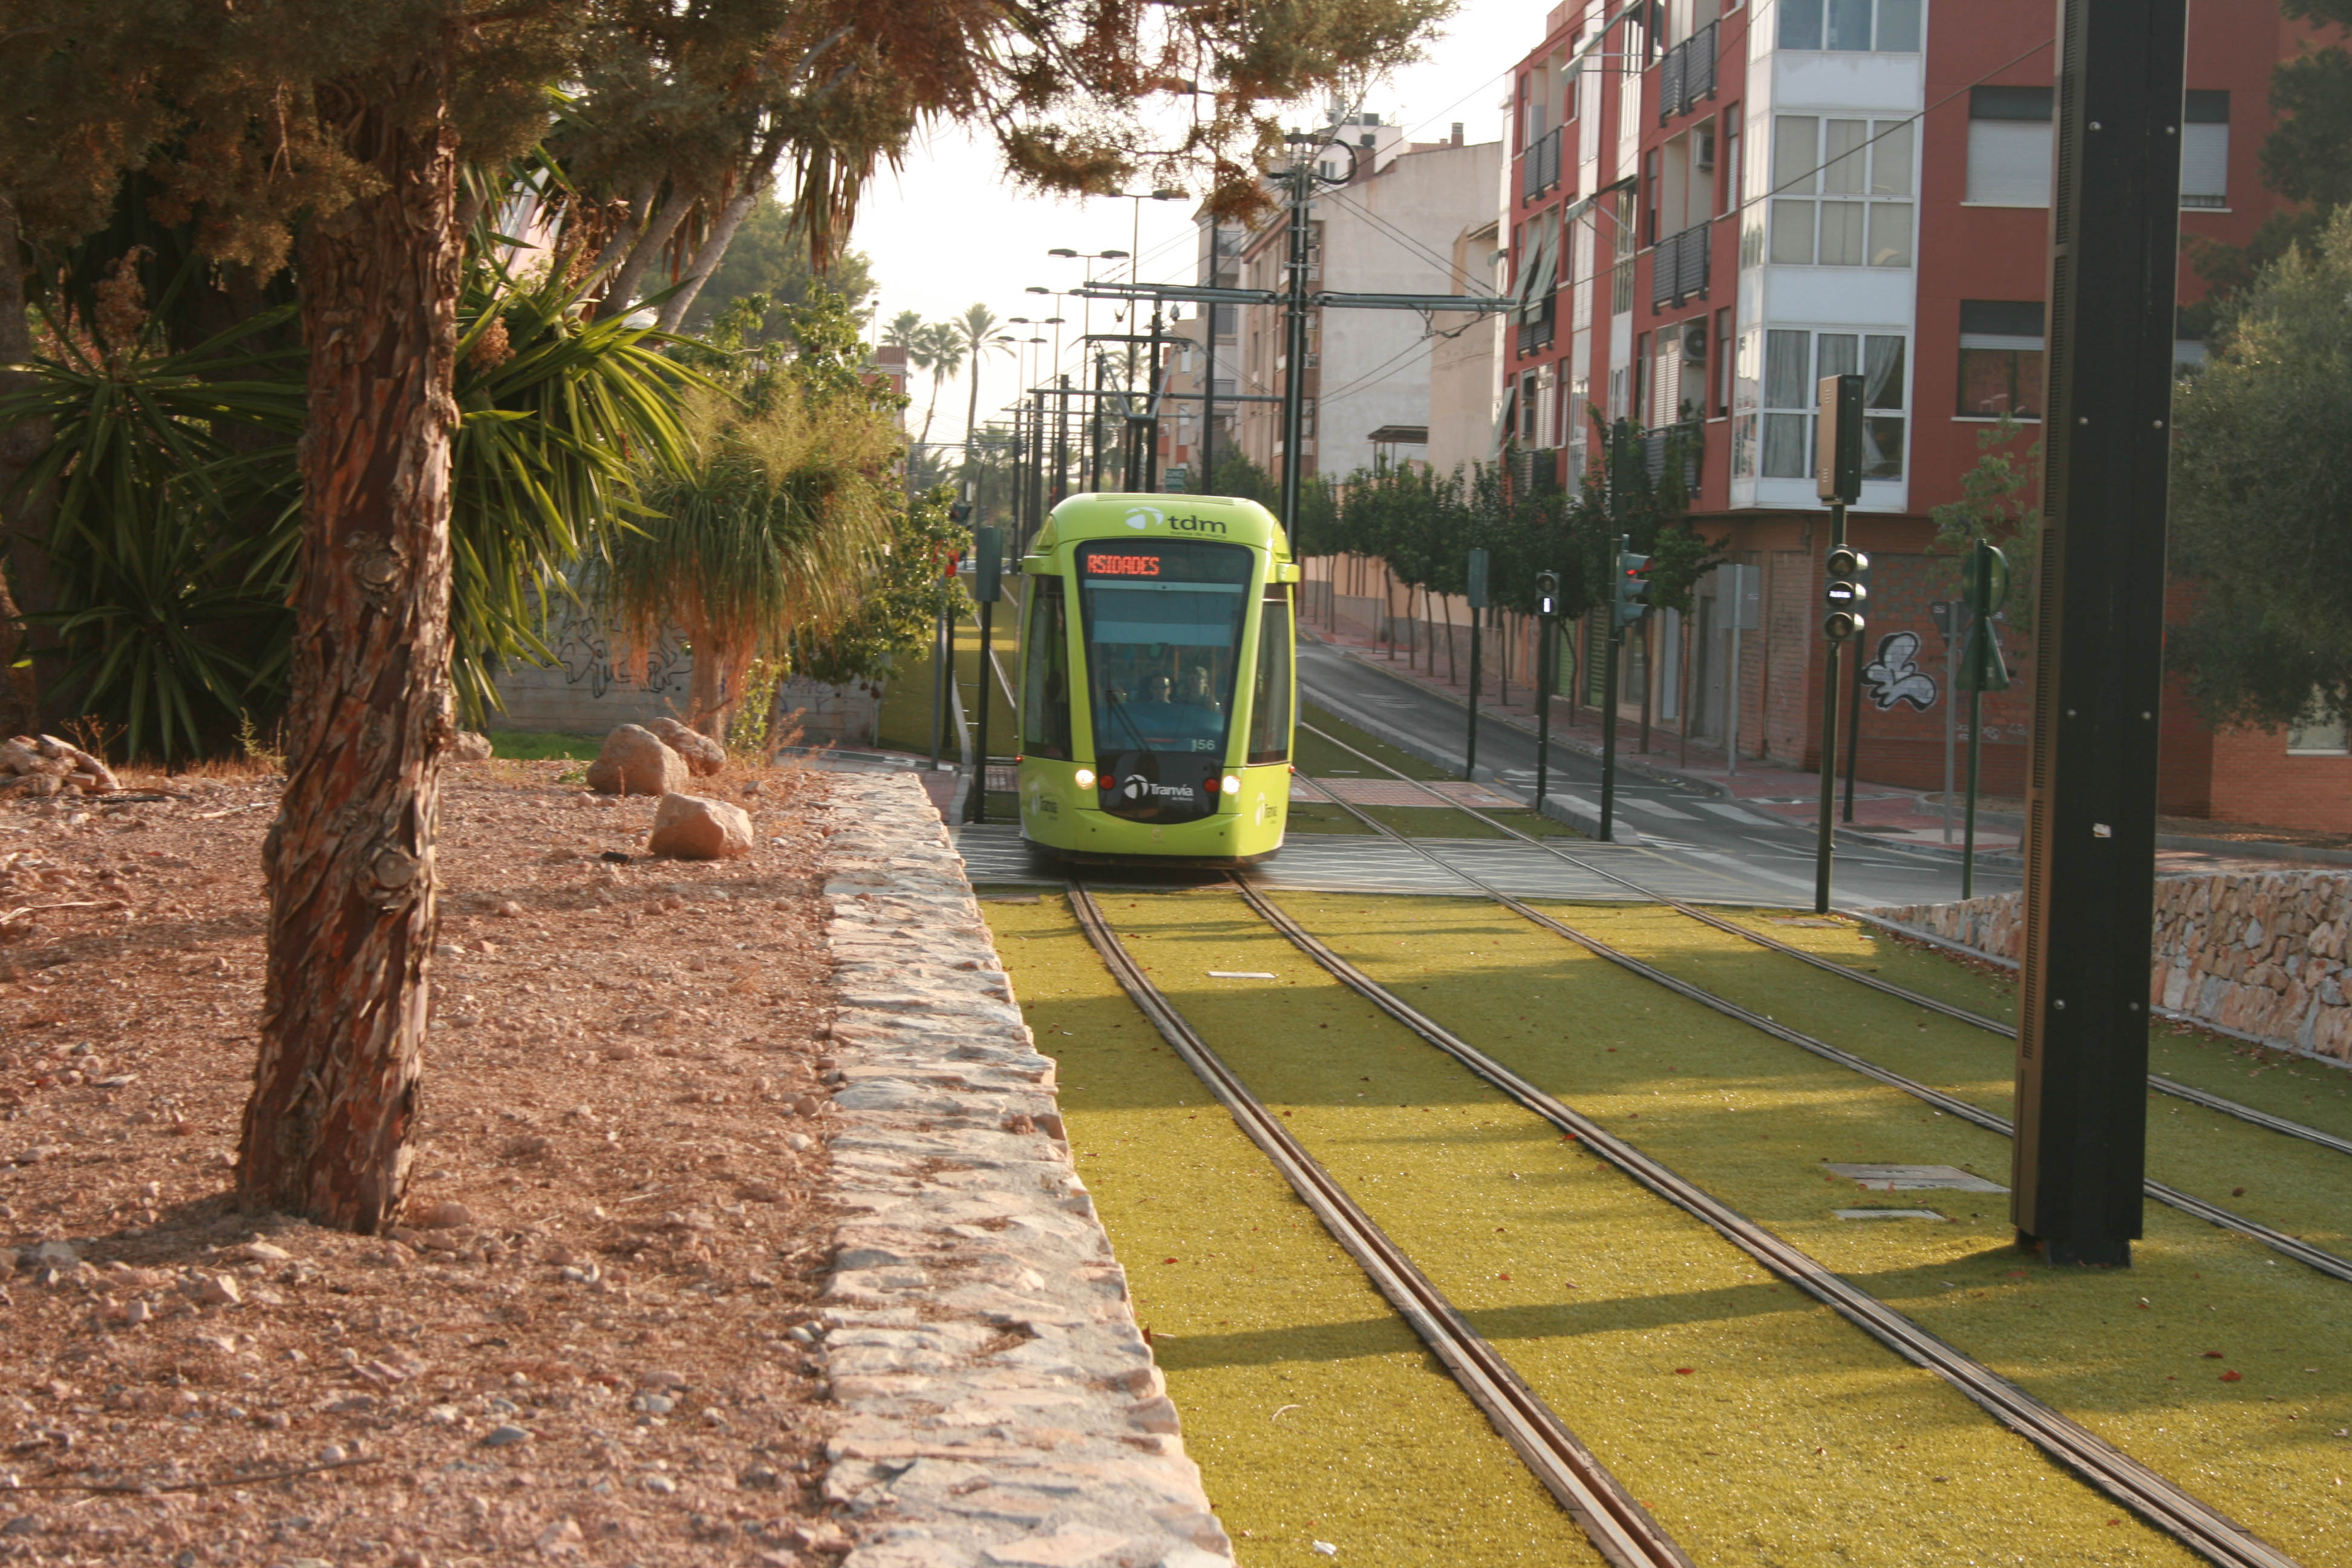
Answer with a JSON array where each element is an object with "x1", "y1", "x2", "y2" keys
[{"x1": 237, "y1": 91, "x2": 462, "y2": 1233}]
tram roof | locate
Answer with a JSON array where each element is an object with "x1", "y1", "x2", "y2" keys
[{"x1": 1031, "y1": 492, "x2": 1290, "y2": 558}]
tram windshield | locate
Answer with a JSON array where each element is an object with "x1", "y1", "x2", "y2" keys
[{"x1": 1075, "y1": 540, "x2": 1253, "y2": 757}]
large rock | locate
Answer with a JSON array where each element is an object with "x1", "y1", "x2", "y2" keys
[
  {"x1": 646, "y1": 717, "x2": 725, "y2": 777},
  {"x1": 647, "y1": 792, "x2": 754, "y2": 860},
  {"x1": 451, "y1": 730, "x2": 494, "y2": 762},
  {"x1": 585, "y1": 725, "x2": 688, "y2": 797}
]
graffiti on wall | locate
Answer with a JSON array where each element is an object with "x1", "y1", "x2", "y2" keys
[
  {"x1": 1863, "y1": 631, "x2": 1939, "y2": 713},
  {"x1": 552, "y1": 605, "x2": 690, "y2": 698}
]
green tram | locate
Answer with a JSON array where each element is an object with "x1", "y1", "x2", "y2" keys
[{"x1": 1014, "y1": 492, "x2": 1298, "y2": 865}]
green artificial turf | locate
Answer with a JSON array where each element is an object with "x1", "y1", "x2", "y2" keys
[
  {"x1": 1710, "y1": 907, "x2": 2352, "y2": 1149},
  {"x1": 1078, "y1": 887, "x2": 2208, "y2": 1567},
  {"x1": 482, "y1": 730, "x2": 603, "y2": 761},
  {"x1": 1545, "y1": 902, "x2": 2352, "y2": 1263},
  {"x1": 1283, "y1": 892, "x2": 2352, "y2": 1564},
  {"x1": 1295, "y1": 704, "x2": 1450, "y2": 782},
  {"x1": 979, "y1": 890, "x2": 1606, "y2": 1567}
]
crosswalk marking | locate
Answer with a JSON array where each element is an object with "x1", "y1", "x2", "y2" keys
[{"x1": 1617, "y1": 796, "x2": 1697, "y2": 820}]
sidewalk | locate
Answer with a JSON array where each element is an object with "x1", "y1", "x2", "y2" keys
[{"x1": 1305, "y1": 622, "x2": 2020, "y2": 858}]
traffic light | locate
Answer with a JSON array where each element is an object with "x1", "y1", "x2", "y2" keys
[
  {"x1": 1537, "y1": 570, "x2": 1561, "y2": 617},
  {"x1": 1815, "y1": 373, "x2": 1864, "y2": 505},
  {"x1": 1822, "y1": 544, "x2": 1869, "y2": 641},
  {"x1": 1613, "y1": 549, "x2": 1652, "y2": 631}
]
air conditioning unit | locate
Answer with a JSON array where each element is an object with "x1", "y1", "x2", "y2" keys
[{"x1": 1305, "y1": 353, "x2": 1319, "y2": 368}]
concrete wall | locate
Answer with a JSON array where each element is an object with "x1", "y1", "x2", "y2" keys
[
  {"x1": 1875, "y1": 870, "x2": 2352, "y2": 1065},
  {"x1": 488, "y1": 607, "x2": 697, "y2": 734}
]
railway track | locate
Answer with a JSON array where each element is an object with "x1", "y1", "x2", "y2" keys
[
  {"x1": 1285, "y1": 721, "x2": 2352, "y2": 1285},
  {"x1": 1209, "y1": 876, "x2": 2302, "y2": 1568},
  {"x1": 1298, "y1": 718, "x2": 2352, "y2": 1166},
  {"x1": 1062, "y1": 881, "x2": 1696, "y2": 1568}
]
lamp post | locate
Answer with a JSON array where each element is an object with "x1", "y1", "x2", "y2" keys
[{"x1": 1046, "y1": 250, "x2": 1128, "y2": 492}]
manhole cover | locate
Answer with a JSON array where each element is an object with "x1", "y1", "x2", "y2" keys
[{"x1": 1824, "y1": 1163, "x2": 2008, "y2": 1192}]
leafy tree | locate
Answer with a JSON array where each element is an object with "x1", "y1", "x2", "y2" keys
[
  {"x1": 2189, "y1": 1, "x2": 2352, "y2": 311},
  {"x1": 0, "y1": 0, "x2": 1455, "y2": 1232},
  {"x1": 786, "y1": 485, "x2": 966, "y2": 685},
  {"x1": 1926, "y1": 413, "x2": 2042, "y2": 637},
  {"x1": 2169, "y1": 207, "x2": 2352, "y2": 731},
  {"x1": 683, "y1": 194, "x2": 873, "y2": 339}
]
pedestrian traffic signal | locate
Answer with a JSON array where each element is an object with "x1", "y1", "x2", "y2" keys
[
  {"x1": 1537, "y1": 570, "x2": 1561, "y2": 617},
  {"x1": 1823, "y1": 544, "x2": 1869, "y2": 641},
  {"x1": 1614, "y1": 549, "x2": 1652, "y2": 631}
]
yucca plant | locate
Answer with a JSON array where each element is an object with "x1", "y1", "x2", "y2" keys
[{"x1": 0, "y1": 224, "x2": 701, "y2": 758}]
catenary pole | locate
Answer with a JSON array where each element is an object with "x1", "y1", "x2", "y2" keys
[{"x1": 2010, "y1": 0, "x2": 2187, "y2": 1269}]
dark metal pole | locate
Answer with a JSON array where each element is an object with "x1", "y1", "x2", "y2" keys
[
  {"x1": 1465, "y1": 619, "x2": 1482, "y2": 780},
  {"x1": 1280, "y1": 157, "x2": 1311, "y2": 548},
  {"x1": 1201, "y1": 305, "x2": 1218, "y2": 489},
  {"x1": 1964, "y1": 685, "x2": 1984, "y2": 898},
  {"x1": 1536, "y1": 608, "x2": 1553, "y2": 808},
  {"x1": 1841, "y1": 633, "x2": 1866, "y2": 822},
  {"x1": 1052, "y1": 376, "x2": 1070, "y2": 510},
  {"x1": 972, "y1": 598, "x2": 992, "y2": 821},
  {"x1": 928, "y1": 590, "x2": 950, "y2": 769},
  {"x1": 1145, "y1": 304, "x2": 1165, "y2": 491},
  {"x1": 1813, "y1": 502, "x2": 1846, "y2": 914},
  {"x1": 1599, "y1": 622, "x2": 1621, "y2": 841},
  {"x1": 2011, "y1": 0, "x2": 2186, "y2": 1270}
]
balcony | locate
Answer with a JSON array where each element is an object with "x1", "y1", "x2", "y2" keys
[
  {"x1": 1649, "y1": 221, "x2": 1711, "y2": 312},
  {"x1": 1657, "y1": 22, "x2": 1718, "y2": 123},
  {"x1": 1520, "y1": 126, "x2": 1564, "y2": 201}
]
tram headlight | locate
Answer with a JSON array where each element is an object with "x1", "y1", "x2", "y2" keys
[
  {"x1": 1073, "y1": 768, "x2": 1096, "y2": 789},
  {"x1": 1222, "y1": 775, "x2": 1241, "y2": 795}
]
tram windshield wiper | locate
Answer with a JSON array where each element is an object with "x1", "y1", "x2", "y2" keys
[{"x1": 1099, "y1": 688, "x2": 1157, "y2": 756}]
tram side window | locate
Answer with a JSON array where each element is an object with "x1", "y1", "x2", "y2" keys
[
  {"x1": 1022, "y1": 578, "x2": 1073, "y2": 759},
  {"x1": 1248, "y1": 589, "x2": 1293, "y2": 764}
]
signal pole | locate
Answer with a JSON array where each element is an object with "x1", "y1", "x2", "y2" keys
[
  {"x1": 1464, "y1": 548, "x2": 1489, "y2": 779},
  {"x1": 1536, "y1": 571, "x2": 1561, "y2": 809},
  {"x1": 1813, "y1": 373, "x2": 1866, "y2": 915},
  {"x1": 2011, "y1": 0, "x2": 2187, "y2": 1270}
]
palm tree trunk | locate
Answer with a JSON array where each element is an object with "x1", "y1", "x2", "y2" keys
[
  {"x1": 602, "y1": 189, "x2": 691, "y2": 321},
  {"x1": 657, "y1": 139, "x2": 783, "y2": 333},
  {"x1": 964, "y1": 360, "x2": 985, "y2": 467},
  {"x1": 687, "y1": 621, "x2": 732, "y2": 740},
  {"x1": 238, "y1": 87, "x2": 462, "y2": 1234}
]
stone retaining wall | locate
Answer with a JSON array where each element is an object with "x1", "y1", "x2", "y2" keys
[
  {"x1": 817, "y1": 770, "x2": 1232, "y2": 1568},
  {"x1": 1873, "y1": 869, "x2": 2352, "y2": 1065}
]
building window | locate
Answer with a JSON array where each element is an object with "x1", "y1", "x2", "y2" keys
[
  {"x1": 1520, "y1": 371, "x2": 1538, "y2": 442},
  {"x1": 1722, "y1": 103, "x2": 1743, "y2": 217},
  {"x1": 1966, "y1": 87, "x2": 2054, "y2": 206},
  {"x1": 1778, "y1": 0, "x2": 1922, "y2": 52},
  {"x1": 1769, "y1": 116, "x2": 1914, "y2": 267},
  {"x1": 2288, "y1": 701, "x2": 2349, "y2": 755},
  {"x1": 2183, "y1": 90, "x2": 2229, "y2": 209},
  {"x1": 1958, "y1": 300, "x2": 2045, "y2": 418},
  {"x1": 1759, "y1": 328, "x2": 1907, "y2": 480},
  {"x1": 1714, "y1": 306, "x2": 1734, "y2": 416}
]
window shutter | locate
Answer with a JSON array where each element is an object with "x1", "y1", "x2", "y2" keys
[
  {"x1": 1965, "y1": 121, "x2": 2053, "y2": 206},
  {"x1": 2180, "y1": 123, "x2": 2228, "y2": 208}
]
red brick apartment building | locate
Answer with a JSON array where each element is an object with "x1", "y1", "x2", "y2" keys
[{"x1": 1503, "y1": 0, "x2": 2346, "y2": 828}]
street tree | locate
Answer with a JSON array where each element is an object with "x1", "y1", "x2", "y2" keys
[
  {"x1": 2169, "y1": 206, "x2": 2352, "y2": 733},
  {"x1": 952, "y1": 304, "x2": 1017, "y2": 466},
  {"x1": 0, "y1": 0, "x2": 1452, "y2": 1232}
]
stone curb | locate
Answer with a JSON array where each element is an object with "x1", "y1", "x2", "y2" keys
[{"x1": 816, "y1": 770, "x2": 1233, "y2": 1568}]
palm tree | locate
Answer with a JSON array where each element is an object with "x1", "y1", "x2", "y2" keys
[
  {"x1": 950, "y1": 303, "x2": 1017, "y2": 466},
  {"x1": 914, "y1": 320, "x2": 965, "y2": 454}
]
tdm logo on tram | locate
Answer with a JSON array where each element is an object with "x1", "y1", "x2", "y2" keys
[{"x1": 1119, "y1": 506, "x2": 1227, "y2": 535}]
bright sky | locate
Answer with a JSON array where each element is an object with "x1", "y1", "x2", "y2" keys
[{"x1": 850, "y1": 0, "x2": 1534, "y2": 449}]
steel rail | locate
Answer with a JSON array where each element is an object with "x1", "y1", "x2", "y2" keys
[
  {"x1": 1224, "y1": 876, "x2": 2300, "y2": 1568},
  {"x1": 1296, "y1": 719, "x2": 2352, "y2": 1163},
  {"x1": 1284, "y1": 728, "x2": 2352, "y2": 1284},
  {"x1": 1060, "y1": 882, "x2": 1694, "y2": 1568}
]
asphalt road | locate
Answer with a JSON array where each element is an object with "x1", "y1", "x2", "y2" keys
[{"x1": 1297, "y1": 638, "x2": 2018, "y2": 911}]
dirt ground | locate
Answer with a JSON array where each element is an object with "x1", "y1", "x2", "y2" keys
[{"x1": 0, "y1": 757, "x2": 848, "y2": 1566}]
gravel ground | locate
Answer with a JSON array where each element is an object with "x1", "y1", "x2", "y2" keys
[{"x1": 0, "y1": 756, "x2": 848, "y2": 1566}]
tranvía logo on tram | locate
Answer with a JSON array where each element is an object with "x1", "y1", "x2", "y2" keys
[
  {"x1": 1119, "y1": 775, "x2": 1195, "y2": 800},
  {"x1": 1119, "y1": 505, "x2": 1227, "y2": 535}
]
